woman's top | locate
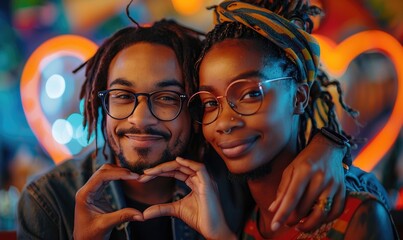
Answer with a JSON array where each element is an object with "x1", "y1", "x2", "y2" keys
[{"x1": 242, "y1": 192, "x2": 395, "y2": 240}]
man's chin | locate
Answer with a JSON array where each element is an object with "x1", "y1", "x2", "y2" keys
[
  {"x1": 117, "y1": 153, "x2": 160, "y2": 174},
  {"x1": 117, "y1": 148, "x2": 175, "y2": 174},
  {"x1": 125, "y1": 162, "x2": 152, "y2": 175}
]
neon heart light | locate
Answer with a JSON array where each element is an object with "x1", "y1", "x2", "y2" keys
[
  {"x1": 313, "y1": 30, "x2": 403, "y2": 172},
  {"x1": 21, "y1": 35, "x2": 97, "y2": 164}
]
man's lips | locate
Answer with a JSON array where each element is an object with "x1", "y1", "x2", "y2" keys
[
  {"x1": 124, "y1": 134, "x2": 165, "y2": 148},
  {"x1": 217, "y1": 136, "x2": 258, "y2": 159}
]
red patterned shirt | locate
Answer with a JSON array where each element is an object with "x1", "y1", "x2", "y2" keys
[{"x1": 242, "y1": 192, "x2": 378, "y2": 240}]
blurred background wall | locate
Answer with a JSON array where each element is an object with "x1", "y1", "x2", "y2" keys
[{"x1": 0, "y1": 0, "x2": 402, "y2": 231}]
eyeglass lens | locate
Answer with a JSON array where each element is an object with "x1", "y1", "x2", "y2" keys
[{"x1": 188, "y1": 80, "x2": 264, "y2": 124}]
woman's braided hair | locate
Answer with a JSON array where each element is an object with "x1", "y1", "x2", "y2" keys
[
  {"x1": 79, "y1": 19, "x2": 203, "y2": 156},
  {"x1": 196, "y1": 0, "x2": 358, "y2": 151}
]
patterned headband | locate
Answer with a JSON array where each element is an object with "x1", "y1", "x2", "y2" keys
[{"x1": 211, "y1": 0, "x2": 320, "y2": 84}]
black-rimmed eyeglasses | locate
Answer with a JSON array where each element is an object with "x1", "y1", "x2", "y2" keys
[{"x1": 98, "y1": 89, "x2": 187, "y2": 121}]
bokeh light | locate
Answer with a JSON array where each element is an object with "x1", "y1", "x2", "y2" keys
[
  {"x1": 171, "y1": 0, "x2": 203, "y2": 16},
  {"x1": 45, "y1": 74, "x2": 65, "y2": 99},
  {"x1": 51, "y1": 119, "x2": 73, "y2": 144}
]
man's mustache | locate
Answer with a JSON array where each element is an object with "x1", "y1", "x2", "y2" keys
[{"x1": 116, "y1": 127, "x2": 170, "y2": 140}]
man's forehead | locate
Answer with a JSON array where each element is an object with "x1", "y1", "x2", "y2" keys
[{"x1": 107, "y1": 42, "x2": 185, "y2": 90}]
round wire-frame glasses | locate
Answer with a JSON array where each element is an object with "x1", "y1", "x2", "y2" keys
[{"x1": 187, "y1": 77, "x2": 294, "y2": 125}]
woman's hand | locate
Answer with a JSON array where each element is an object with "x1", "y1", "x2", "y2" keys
[
  {"x1": 139, "y1": 157, "x2": 236, "y2": 240},
  {"x1": 269, "y1": 133, "x2": 346, "y2": 232},
  {"x1": 74, "y1": 164, "x2": 144, "y2": 240}
]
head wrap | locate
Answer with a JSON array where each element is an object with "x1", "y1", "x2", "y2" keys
[{"x1": 211, "y1": 0, "x2": 320, "y2": 85}]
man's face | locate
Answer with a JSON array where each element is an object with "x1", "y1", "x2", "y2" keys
[
  {"x1": 199, "y1": 39, "x2": 297, "y2": 177},
  {"x1": 105, "y1": 42, "x2": 191, "y2": 174}
]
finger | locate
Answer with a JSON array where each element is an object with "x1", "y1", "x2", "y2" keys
[
  {"x1": 102, "y1": 208, "x2": 144, "y2": 227},
  {"x1": 87, "y1": 164, "x2": 139, "y2": 189},
  {"x1": 270, "y1": 166, "x2": 310, "y2": 231},
  {"x1": 295, "y1": 171, "x2": 344, "y2": 229},
  {"x1": 176, "y1": 157, "x2": 211, "y2": 184},
  {"x1": 137, "y1": 174, "x2": 157, "y2": 183},
  {"x1": 285, "y1": 171, "x2": 326, "y2": 225},
  {"x1": 143, "y1": 203, "x2": 177, "y2": 220},
  {"x1": 295, "y1": 187, "x2": 337, "y2": 232},
  {"x1": 140, "y1": 171, "x2": 190, "y2": 183},
  {"x1": 324, "y1": 182, "x2": 345, "y2": 222},
  {"x1": 76, "y1": 164, "x2": 138, "y2": 201},
  {"x1": 144, "y1": 161, "x2": 194, "y2": 176},
  {"x1": 268, "y1": 167, "x2": 293, "y2": 212},
  {"x1": 176, "y1": 157, "x2": 204, "y2": 172}
]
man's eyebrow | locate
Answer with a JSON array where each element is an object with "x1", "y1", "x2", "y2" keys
[
  {"x1": 156, "y1": 79, "x2": 185, "y2": 90},
  {"x1": 109, "y1": 78, "x2": 133, "y2": 87},
  {"x1": 109, "y1": 78, "x2": 184, "y2": 90}
]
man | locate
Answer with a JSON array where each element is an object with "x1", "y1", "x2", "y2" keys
[{"x1": 17, "y1": 18, "x2": 387, "y2": 240}]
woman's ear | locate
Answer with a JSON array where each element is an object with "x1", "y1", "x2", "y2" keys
[{"x1": 294, "y1": 83, "x2": 309, "y2": 115}]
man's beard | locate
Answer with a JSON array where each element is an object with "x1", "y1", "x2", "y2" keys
[
  {"x1": 107, "y1": 127, "x2": 186, "y2": 174},
  {"x1": 227, "y1": 160, "x2": 273, "y2": 182},
  {"x1": 116, "y1": 147, "x2": 175, "y2": 174}
]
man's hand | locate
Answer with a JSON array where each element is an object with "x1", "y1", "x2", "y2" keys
[
  {"x1": 269, "y1": 133, "x2": 346, "y2": 232},
  {"x1": 138, "y1": 157, "x2": 236, "y2": 240},
  {"x1": 74, "y1": 164, "x2": 144, "y2": 240}
]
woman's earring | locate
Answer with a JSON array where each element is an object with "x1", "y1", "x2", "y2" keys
[{"x1": 294, "y1": 102, "x2": 305, "y2": 114}]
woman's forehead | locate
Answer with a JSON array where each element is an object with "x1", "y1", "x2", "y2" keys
[{"x1": 199, "y1": 40, "x2": 285, "y2": 87}]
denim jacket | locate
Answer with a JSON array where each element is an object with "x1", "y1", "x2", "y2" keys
[
  {"x1": 17, "y1": 148, "x2": 201, "y2": 240},
  {"x1": 346, "y1": 165, "x2": 391, "y2": 210}
]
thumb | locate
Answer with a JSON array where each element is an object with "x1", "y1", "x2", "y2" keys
[{"x1": 143, "y1": 203, "x2": 178, "y2": 220}]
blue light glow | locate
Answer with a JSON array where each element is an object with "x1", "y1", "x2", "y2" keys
[
  {"x1": 52, "y1": 119, "x2": 73, "y2": 144},
  {"x1": 45, "y1": 74, "x2": 65, "y2": 99}
]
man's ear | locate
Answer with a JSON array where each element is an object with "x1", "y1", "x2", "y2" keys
[{"x1": 294, "y1": 83, "x2": 309, "y2": 115}]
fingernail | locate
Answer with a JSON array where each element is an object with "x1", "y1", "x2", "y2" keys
[
  {"x1": 130, "y1": 172, "x2": 139, "y2": 178},
  {"x1": 133, "y1": 215, "x2": 143, "y2": 221},
  {"x1": 268, "y1": 202, "x2": 275, "y2": 212},
  {"x1": 271, "y1": 222, "x2": 280, "y2": 231}
]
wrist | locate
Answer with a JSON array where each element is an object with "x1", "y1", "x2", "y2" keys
[{"x1": 317, "y1": 127, "x2": 352, "y2": 170}]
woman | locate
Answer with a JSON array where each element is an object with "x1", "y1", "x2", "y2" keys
[{"x1": 139, "y1": 1, "x2": 398, "y2": 239}]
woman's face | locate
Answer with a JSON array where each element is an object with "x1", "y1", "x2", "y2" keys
[{"x1": 198, "y1": 39, "x2": 300, "y2": 175}]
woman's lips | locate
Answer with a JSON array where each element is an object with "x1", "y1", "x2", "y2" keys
[{"x1": 218, "y1": 136, "x2": 258, "y2": 159}]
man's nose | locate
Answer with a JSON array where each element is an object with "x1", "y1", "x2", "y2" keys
[{"x1": 127, "y1": 96, "x2": 159, "y2": 127}]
